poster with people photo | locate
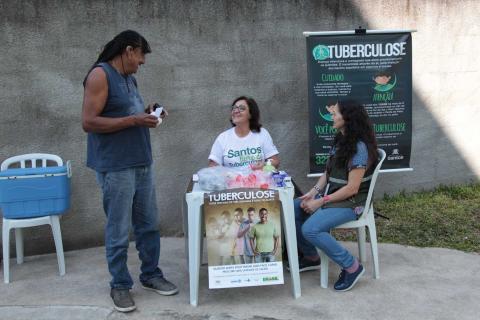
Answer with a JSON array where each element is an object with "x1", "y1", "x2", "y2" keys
[{"x1": 204, "y1": 188, "x2": 284, "y2": 289}]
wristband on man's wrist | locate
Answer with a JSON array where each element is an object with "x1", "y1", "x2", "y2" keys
[
  {"x1": 323, "y1": 195, "x2": 331, "y2": 203},
  {"x1": 313, "y1": 185, "x2": 321, "y2": 194}
]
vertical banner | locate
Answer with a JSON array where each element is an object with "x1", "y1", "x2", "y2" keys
[
  {"x1": 204, "y1": 189, "x2": 284, "y2": 289},
  {"x1": 306, "y1": 32, "x2": 412, "y2": 173}
]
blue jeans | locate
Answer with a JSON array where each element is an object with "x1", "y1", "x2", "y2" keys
[
  {"x1": 254, "y1": 252, "x2": 276, "y2": 263},
  {"x1": 244, "y1": 255, "x2": 255, "y2": 264},
  {"x1": 294, "y1": 198, "x2": 357, "y2": 269},
  {"x1": 96, "y1": 165, "x2": 163, "y2": 289}
]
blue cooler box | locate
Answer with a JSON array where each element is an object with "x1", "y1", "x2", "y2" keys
[{"x1": 0, "y1": 165, "x2": 71, "y2": 219}]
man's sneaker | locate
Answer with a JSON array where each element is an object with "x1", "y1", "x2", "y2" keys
[
  {"x1": 334, "y1": 264, "x2": 365, "y2": 291},
  {"x1": 110, "y1": 288, "x2": 136, "y2": 313},
  {"x1": 142, "y1": 277, "x2": 179, "y2": 296},
  {"x1": 286, "y1": 257, "x2": 321, "y2": 273}
]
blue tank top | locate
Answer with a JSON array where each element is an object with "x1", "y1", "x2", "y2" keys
[{"x1": 86, "y1": 62, "x2": 152, "y2": 172}]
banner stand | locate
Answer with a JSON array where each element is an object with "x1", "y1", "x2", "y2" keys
[
  {"x1": 303, "y1": 29, "x2": 417, "y2": 36},
  {"x1": 304, "y1": 29, "x2": 417, "y2": 177},
  {"x1": 355, "y1": 26, "x2": 367, "y2": 35}
]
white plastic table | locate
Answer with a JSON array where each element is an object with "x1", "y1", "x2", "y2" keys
[{"x1": 184, "y1": 177, "x2": 301, "y2": 306}]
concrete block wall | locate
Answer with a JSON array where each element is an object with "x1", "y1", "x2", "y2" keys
[{"x1": 0, "y1": 0, "x2": 478, "y2": 254}]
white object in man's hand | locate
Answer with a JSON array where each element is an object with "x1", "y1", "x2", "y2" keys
[
  {"x1": 149, "y1": 107, "x2": 163, "y2": 127},
  {"x1": 153, "y1": 106, "x2": 163, "y2": 118}
]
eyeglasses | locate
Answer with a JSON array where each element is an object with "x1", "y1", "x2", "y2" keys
[{"x1": 231, "y1": 105, "x2": 247, "y2": 112}]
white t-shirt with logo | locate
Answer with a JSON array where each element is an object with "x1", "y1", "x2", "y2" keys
[{"x1": 208, "y1": 127, "x2": 279, "y2": 168}]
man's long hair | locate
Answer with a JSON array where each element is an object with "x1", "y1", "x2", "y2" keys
[
  {"x1": 83, "y1": 30, "x2": 151, "y2": 86},
  {"x1": 95, "y1": 30, "x2": 151, "y2": 64}
]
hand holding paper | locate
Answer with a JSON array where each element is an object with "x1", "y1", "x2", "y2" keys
[{"x1": 148, "y1": 103, "x2": 167, "y2": 127}]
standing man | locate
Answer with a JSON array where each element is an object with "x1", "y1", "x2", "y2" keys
[
  {"x1": 249, "y1": 208, "x2": 279, "y2": 263},
  {"x1": 82, "y1": 30, "x2": 178, "y2": 313},
  {"x1": 232, "y1": 208, "x2": 246, "y2": 264},
  {"x1": 237, "y1": 207, "x2": 257, "y2": 263},
  {"x1": 217, "y1": 210, "x2": 235, "y2": 265}
]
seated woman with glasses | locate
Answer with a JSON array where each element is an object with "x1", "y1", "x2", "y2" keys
[{"x1": 208, "y1": 96, "x2": 280, "y2": 170}]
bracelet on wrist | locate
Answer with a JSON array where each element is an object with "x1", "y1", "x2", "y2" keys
[
  {"x1": 313, "y1": 185, "x2": 321, "y2": 194},
  {"x1": 323, "y1": 195, "x2": 331, "y2": 203}
]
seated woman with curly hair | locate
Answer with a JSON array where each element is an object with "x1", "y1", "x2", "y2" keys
[{"x1": 294, "y1": 100, "x2": 378, "y2": 291}]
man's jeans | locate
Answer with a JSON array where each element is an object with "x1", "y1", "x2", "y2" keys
[
  {"x1": 244, "y1": 255, "x2": 255, "y2": 264},
  {"x1": 255, "y1": 252, "x2": 276, "y2": 263},
  {"x1": 96, "y1": 165, "x2": 163, "y2": 289},
  {"x1": 294, "y1": 198, "x2": 357, "y2": 269}
]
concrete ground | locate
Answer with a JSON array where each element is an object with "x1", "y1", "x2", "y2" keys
[{"x1": 1, "y1": 238, "x2": 479, "y2": 320}]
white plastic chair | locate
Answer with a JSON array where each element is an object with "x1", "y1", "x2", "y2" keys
[
  {"x1": 318, "y1": 148, "x2": 386, "y2": 288},
  {"x1": 1, "y1": 153, "x2": 71, "y2": 283}
]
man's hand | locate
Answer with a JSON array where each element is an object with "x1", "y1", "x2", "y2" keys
[
  {"x1": 159, "y1": 107, "x2": 168, "y2": 119},
  {"x1": 132, "y1": 113, "x2": 160, "y2": 128},
  {"x1": 145, "y1": 104, "x2": 154, "y2": 114},
  {"x1": 145, "y1": 103, "x2": 169, "y2": 119}
]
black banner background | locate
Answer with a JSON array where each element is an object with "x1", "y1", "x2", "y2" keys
[{"x1": 306, "y1": 33, "x2": 412, "y2": 173}]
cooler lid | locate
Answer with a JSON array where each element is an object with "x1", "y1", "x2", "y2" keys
[{"x1": 0, "y1": 166, "x2": 67, "y2": 177}]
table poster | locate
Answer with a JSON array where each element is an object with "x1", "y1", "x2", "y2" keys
[{"x1": 204, "y1": 188, "x2": 284, "y2": 289}]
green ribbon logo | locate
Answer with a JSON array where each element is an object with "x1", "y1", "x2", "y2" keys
[
  {"x1": 313, "y1": 45, "x2": 330, "y2": 61},
  {"x1": 319, "y1": 107, "x2": 333, "y2": 122}
]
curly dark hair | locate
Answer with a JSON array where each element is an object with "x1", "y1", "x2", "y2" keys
[
  {"x1": 333, "y1": 100, "x2": 378, "y2": 169},
  {"x1": 230, "y1": 96, "x2": 262, "y2": 133}
]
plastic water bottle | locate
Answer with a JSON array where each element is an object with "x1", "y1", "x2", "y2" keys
[{"x1": 263, "y1": 159, "x2": 276, "y2": 173}]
